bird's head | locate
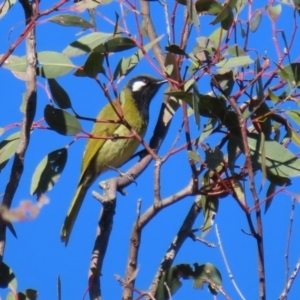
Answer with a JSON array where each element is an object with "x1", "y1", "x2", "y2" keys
[{"x1": 126, "y1": 75, "x2": 167, "y2": 106}]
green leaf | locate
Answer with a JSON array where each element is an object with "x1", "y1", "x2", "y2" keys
[
  {"x1": 278, "y1": 63, "x2": 300, "y2": 87},
  {"x1": 227, "y1": 136, "x2": 239, "y2": 173},
  {"x1": 48, "y1": 79, "x2": 72, "y2": 109},
  {"x1": 193, "y1": 83, "x2": 201, "y2": 128},
  {"x1": 199, "y1": 119, "x2": 217, "y2": 143},
  {"x1": 247, "y1": 133, "x2": 300, "y2": 177},
  {"x1": 287, "y1": 110, "x2": 300, "y2": 125},
  {"x1": 82, "y1": 52, "x2": 105, "y2": 78},
  {"x1": 0, "y1": 0, "x2": 16, "y2": 19},
  {"x1": 48, "y1": 14, "x2": 94, "y2": 29},
  {"x1": 205, "y1": 147, "x2": 223, "y2": 169},
  {"x1": 232, "y1": 180, "x2": 245, "y2": 206},
  {"x1": 226, "y1": 45, "x2": 246, "y2": 57},
  {"x1": 195, "y1": 0, "x2": 222, "y2": 14},
  {"x1": 0, "y1": 131, "x2": 20, "y2": 172},
  {"x1": 74, "y1": 0, "x2": 112, "y2": 12},
  {"x1": 216, "y1": 56, "x2": 253, "y2": 69},
  {"x1": 211, "y1": 70, "x2": 234, "y2": 96},
  {"x1": 187, "y1": 0, "x2": 200, "y2": 30},
  {"x1": 0, "y1": 262, "x2": 16, "y2": 290},
  {"x1": 193, "y1": 263, "x2": 222, "y2": 293},
  {"x1": 63, "y1": 32, "x2": 112, "y2": 57},
  {"x1": 30, "y1": 148, "x2": 68, "y2": 196},
  {"x1": 44, "y1": 105, "x2": 82, "y2": 136},
  {"x1": 113, "y1": 35, "x2": 163, "y2": 80},
  {"x1": 209, "y1": 27, "x2": 227, "y2": 49},
  {"x1": 250, "y1": 10, "x2": 262, "y2": 32},
  {"x1": 210, "y1": 4, "x2": 232, "y2": 25},
  {"x1": 94, "y1": 37, "x2": 137, "y2": 53},
  {"x1": 266, "y1": 4, "x2": 282, "y2": 21},
  {"x1": 287, "y1": 126, "x2": 300, "y2": 147},
  {"x1": 201, "y1": 195, "x2": 218, "y2": 236},
  {"x1": 265, "y1": 183, "x2": 276, "y2": 214},
  {"x1": 187, "y1": 150, "x2": 202, "y2": 162},
  {"x1": 156, "y1": 264, "x2": 193, "y2": 300},
  {"x1": 36, "y1": 52, "x2": 75, "y2": 78},
  {"x1": 3, "y1": 55, "x2": 27, "y2": 72}
]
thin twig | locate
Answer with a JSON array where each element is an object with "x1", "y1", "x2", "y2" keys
[
  {"x1": 284, "y1": 198, "x2": 296, "y2": 297},
  {"x1": 215, "y1": 224, "x2": 245, "y2": 300},
  {"x1": 278, "y1": 258, "x2": 300, "y2": 300}
]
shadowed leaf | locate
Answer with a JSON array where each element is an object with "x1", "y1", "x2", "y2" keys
[
  {"x1": 31, "y1": 148, "x2": 68, "y2": 196},
  {"x1": 44, "y1": 105, "x2": 82, "y2": 136}
]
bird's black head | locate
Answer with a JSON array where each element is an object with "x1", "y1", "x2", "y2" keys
[{"x1": 125, "y1": 75, "x2": 167, "y2": 118}]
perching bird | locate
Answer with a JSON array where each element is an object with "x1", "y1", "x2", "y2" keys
[{"x1": 61, "y1": 75, "x2": 166, "y2": 244}]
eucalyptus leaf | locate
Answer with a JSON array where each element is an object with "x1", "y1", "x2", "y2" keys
[
  {"x1": 63, "y1": 32, "x2": 112, "y2": 57},
  {"x1": 0, "y1": 131, "x2": 20, "y2": 172},
  {"x1": 48, "y1": 79, "x2": 72, "y2": 109},
  {"x1": 44, "y1": 105, "x2": 82, "y2": 136},
  {"x1": 37, "y1": 52, "x2": 75, "y2": 78},
  {"x1": 31, "y1": 148, "x2": 68, "y2": 196},
  {"x1": 49, "y1": 14, "x2": 94, "y2": 29}
]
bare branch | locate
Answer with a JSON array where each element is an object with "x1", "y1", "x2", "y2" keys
[{"x1": 0, "y1": 0, "x2": 37, "y2": 262}]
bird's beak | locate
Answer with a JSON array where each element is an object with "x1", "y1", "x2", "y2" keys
[{"x1": 155, "y1": 79, "x2": 168, "y2": 85}]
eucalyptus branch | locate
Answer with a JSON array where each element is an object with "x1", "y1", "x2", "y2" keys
[
  {"x1": 147, "y1": 197, "x2": 202, "y2": 298},
  {"x1": 0, "y1": 0, "x2": 37, "y2": 262},
  {"x1": 278, "y1": 258, "x2": 300, "y2": 300}
]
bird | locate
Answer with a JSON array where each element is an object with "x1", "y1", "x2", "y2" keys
[{"x1": 61, "y1": 75, "x2": 167, "y2": 244}]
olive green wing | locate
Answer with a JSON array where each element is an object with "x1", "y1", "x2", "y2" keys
[{"x1": 79, "y1": 101, "x2": 121, "y2": 183}]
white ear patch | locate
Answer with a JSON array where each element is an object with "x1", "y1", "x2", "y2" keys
[{"x1": 132, "y1": 80, "x2": 147, "y2": 92}]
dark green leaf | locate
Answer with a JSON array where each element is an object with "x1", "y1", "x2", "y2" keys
[
  {"x1": 37, "y1": 51, "x2": 75, "y2": 78},
  {"x1": 193, "y1": 263, "x2": 222, "y2": 293},
  {"x1": 94, "y1": 37, "x2": 136, "y2": 53},
  {"x1": 17, "y1": 289, "x2": 38, "y2": 300},
  {"x1": 83, "y1": 52, "x2": 105, "y2": 78},
  {"x1": 44, "y1": 105, "x2": 82, "y2": 136},
  {"x1": 63, "y1": 32, "x2": 112, "y2": 57},
  {"x1": 195, "y1": 0, "x2": 222, "y2": 14},
  {"x1": 156, "y1": 264, "x2": 193, "y2": 300},
  {"x1": 49, "y1": 14, "x2": 94, "y2": 29},
  {"x1": 30, "y1": 148, "x2": 68, "y2": 196},
  {"x1": 265, "y1": 183, "x2": 276, "y2": 214},
  {"x1": 211, "y1": 70, "x2": 234, "y2": 96},
  {"x1": 0, "y1": 131, "x2": 20, "y2": 172},
  {"x1": 165, "y1": 44, "x2": 186, "y2": 55},
  {"x1": 227, "y1": 136, "x2": 239, "y2": 173},
  {"x1": 193, "y1": 83, "x2": 201, "y2": 128},
  {"x1": 205, "y1": 147, "x2": 223, "y2": 169},
  {"x1": 0, "y1": 262, "x2": 16, "y2": 290},
  {"x1": 48, "y1": 79, "x2": 72, "y2": 109}
]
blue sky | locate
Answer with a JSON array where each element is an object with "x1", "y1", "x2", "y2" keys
[{"x1": 1, "y1": 1, "x2": 300, "y2": 299}]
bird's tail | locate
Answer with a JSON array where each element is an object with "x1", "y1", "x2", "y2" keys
[{"x1": 61, "y1": 183, "x2": 88, "y2": 245}]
